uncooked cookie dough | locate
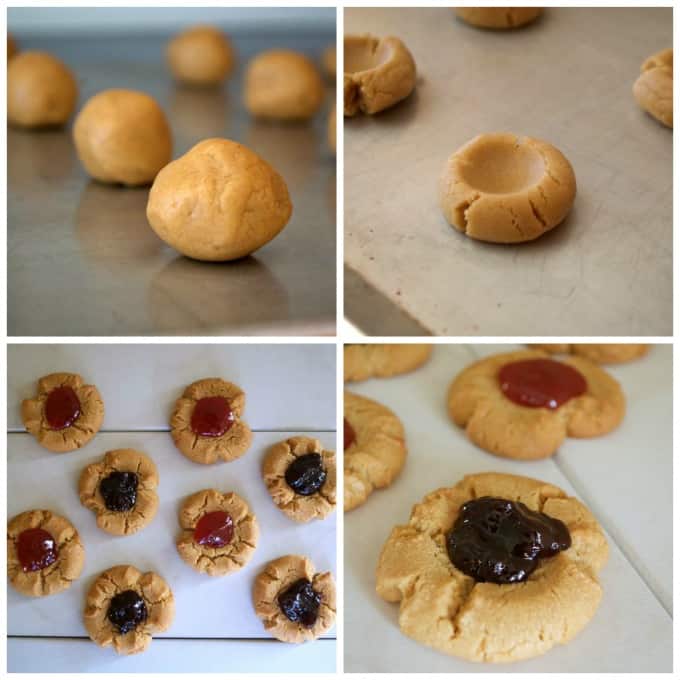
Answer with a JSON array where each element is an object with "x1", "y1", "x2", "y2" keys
[
  {"x1": 8, "y1": 509, "x2": 85, "y2": 597},
  {"x1": 455, "y1": 7, "x2": 543, "y2": 29},
  {"x1": 21, "y1": 371, "x2": 104, "y2": 453},
  {"x1": 245, "y1": 49, "x2": 324, "y2": 121},
  {"x1": 8, "y1": 51, "x2": 77, "y2": 128},
  {"x1": 322, "y1": 45, "x2": 336, "y2": 80},
  {"x1": 344, "y1": 34, "x2": 416, "y2": 116},
  {"x1": 447, "y1": 349, "x2": 625, "y2": 460},
  {"x1": 263, "y1": 436, "x2": 336, "y2": 522},
  {"x1": 170, "y1": 378, "x2": 253, "y2": 464},
  {"x1": 8, "y1": 33, "x2": 18, "y2": 60},
  {"x1": 253, "y1": 555, "x2": 336, "y2": 643},
  {"x1": 167, "y1": 25, "x2": 235, "y2": 86},
  {"x1": 79, "y1": 449, "x2": 159, "y2": 536},
  {"x1": 633, "y1": 48, "x2": 673, "y2": 128},
  {"x1": 439, "y1": 132, "x2": 577, "y2": 243},
  {"x1": 176, "y1": 489, "x2": 259, "y2": 576},
  {"x1": 344, "y1": 344, "x2": 432, "y2": 382},
  {"x1": 376, "y1": 472, "x2": 608, "y2": 663},
  {"x1": 147, "y1": 138, "x2": 292, "y2": 261},
  {"x1": 344, "y1": 391, "x2": 406, "y2": 511},
  {"x1": 530, "y1": 343, "x2": 649, "y2": 364},
  {"x1": 73, "y1": 89, "x2": 172, "y2": 186},
  {"x1": 84, "y1": 564, "x2": 174, "y2": 655}
]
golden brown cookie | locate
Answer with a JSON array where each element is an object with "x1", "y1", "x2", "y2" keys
[
  {"x1": 170, "y1": 378, "x2": 253, "y2": 464},
  {"x1": 167, "y1": 25, "x2": 235, "y2": 86},
  {"x1": 439, "y1": 132, "x2": 577, "y2": 243},
  {"x1": 376, "y1": 472, "x2": 608, "y2": 663},
  {"x1": 344, "y1": 344, "x2": 432, "y2": 382},
  {"x1": 8, "y1": 51, "x2": 78, "y2": 128},
  {"x1": 73, "y1": 89, "x2": 172, "y2": 186},
  {"x1": 7, "y1": 509, "x2": 85, "y2": 597},
  {"x1": 447, "y1": 349, "x2": 625, "y2": 460},
  {"x1": 455, "y1": 7, "x2": 543, "y2": 29},
  {"x1": 344, "y1": 34, "x2": 416, "y2": 116},
  {"x1": 245, "y1": 50, "x2": 324, "y2": 121},
  {"x1": 633, "y1": 48, "x2": 673, "y2": 128},
  {"x1": 252, "y1": 555, "x2": 336, "y2": 643},
  {"x1": 263, "y1": 437, "x2": 336, "y2": 523},
  {"x1": 530, "y1": 343, "x2": 649, "y2": 364},
  {"x1": 176, "y1": 489, "x2": 258, "y2": 576},
  {"x1": 78, "y1": 449, "x2": 159, "y2": 536},
  {"x1": 344, "y1": 391, "x2": 406, "y2": 511},
  {"x1": 146, "y1": 138, "x2": 292, "y2": 261},
  {"x1": 83, "y1": 564, "x2": 174, "y2": 655},
  {"x1": 21, "y1": 372, "x2": 104, "y2": 453}
]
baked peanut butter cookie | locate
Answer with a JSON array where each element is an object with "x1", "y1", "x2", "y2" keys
[
  {"x1": 21, "y1": 372, "x2": 104, "y2": 453},
  {"x1": 376, "y1": 472, "x2": 608, "y2": 663},
  {"x1": 170, "y1": 378, "x2": 252, "y2": 464},
  {"x1": 79, "y1": 449, "x2": 159, "y2": 536},
  {"x1": 263, "y1": 436, "x2": 336, "y2": 523},
  {"x1": 176, "y1": 488, "x2": 258, "y2": 576},
  {"x1": 530, "y1": 343, "x2": 649, "y2": 364},
  {"x1": 84, "y1": 564, "x2": 174, "y2": 655},
  {"x1": 344, "y1": 391, "x2": 406, "y2": 511},
  {"x1": 253, "y1": 555, "x2": 336, "y2": 643},
  {"x1": 448, "y1": 349, "x2": 625, "y2": 459},
  {"x1": 344, "y1": 344, "x2": 432, "y2": 382},
  {"x1": 8, "y1": 509, "x2": 85, "y2": 597}
]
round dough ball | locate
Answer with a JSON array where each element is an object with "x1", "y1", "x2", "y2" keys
[
  {"x1": 8, "y1": 51, "x2": 78, "y2": 128},
  {"x1": 167, "y1": 25, "x2": 235, "y2": 86},
  {"x1": 245, "y1": 49, "x2": 324, "y2": 121},
  {"x1": 146, "y1": 138, "x2": 292, "y2": 261},
  {"x1": 455, "y1": 7, "x2": 543, "y2": 29},
  {"x1": 73, "y1": 89, "x2": 172, "y2": 186},
  {"x1": 322, "y1": 44, "x2": 336, "y2": 80},
  {"x1": 633, "y1": 48, "x2": 673, "y2": 128},
  {"x1": 8, "y1": 33, "x2": 18, "y2": 60}
]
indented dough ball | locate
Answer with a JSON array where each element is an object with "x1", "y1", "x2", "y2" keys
[
  {"x1": 633, "y1": 48, "x2": 673, "y2": 128},
  {"x1": 455, "y1": 7, "x2": 543, "y2": 29},
  {"x1": 344, "y1": 34, "x2": 416, "y2": 116},
  {"x1": 167, "y1": 25, "x2": 235, "y2": 86},
  {"x1": 146, "y1": 138, "x2": 293, "y2": 261},
  {"x1": 322, "y1": 45, "x2": 336, "y2": 80},
  {"x1": 439, "y1": 132, "x2": 576, "y2": 243},
  {"x1": 8, "y1": 51, "x2": 78, "y2": 128},
  {"x1": 73, "y1": 89, "x2": 172, "y2": 187},
  {"x1": 245, "y1": 49, "x2": 324, "y2": 121},
  {"x1": 8, "y1": 33, "x2": 18, "y2": 60}
]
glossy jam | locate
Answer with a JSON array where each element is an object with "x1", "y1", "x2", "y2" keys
[
  {"x1": 498, "y1": 358, "x2": 587, "y2": 409},
  {"x1": 107, "y1": 590, "x2": 148, "y2": 634},
  {"x1": 194, "y1": 511, "x2": 234, "y2": 548},
  {"x1": 100, "y1": 471, "x2": 138, "y2": 512},
  {"x1": 446, "y1": 496, "x2": 571, "y2": 584},
  {"x1": 17, "y1": 528, "x2": 58, "y2": 572},
  {"x1": 191, "y1": 397, "x2": 234, "y2": 437},
  {"x1": 343, "y1": 418, "x2": 356, "y2": 450},
  {"x1": 44, "y1": 386, "x2": 81, "y2": 430},
  {"x1": 278, "y1": 578, "x2": 321, "y2": 628},
  {"x1": 285, "y1": 453, "x2": 327, "y2": 496}
]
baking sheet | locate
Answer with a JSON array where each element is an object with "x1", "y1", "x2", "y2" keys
[
  {"x1": 343, "y1": 344, "x2": 672, "y2": 672},
  {"x1": 8, "y1": 28, "x2": 336, "y2": 337},
  {"x1": 344, "y1": 8, "x2": 672, "y2": 336},
  {"x1": 7, "y1": 345, "x2": 336, "y2": 672}
]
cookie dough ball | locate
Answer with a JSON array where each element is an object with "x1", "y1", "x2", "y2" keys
[
  {"x1": 73, "y1": 89, "x2": 172, "y2": 186},
  {"x1": 344, "y1": 34, "x2": 416, "y2": 116},
  {"x1": 322, "y1": 44, "x2": 336, "y2": 80},
  {"x1": 439, "y1": 132, "x2": 576, "y2": 243},
  {"x1": 633, "y1": 48, "x2": 673, "y2": 128},
  {"x1": 455, "y1": 7, "x2": 543, "y2": 29},
  {"x1": 167, "y1": 25, "x2": 235, "y2": 86},
  {"x1": 8, "y1": 33, "x2": 18, "y2": 60},
  {"x1": 147, "y1": 138, "x2": 292, "y2": 261},
  {"x1": 328, "y1": 105, "x2": 336, "y2": 153},
  {"x1": 245, "y1": 50, "x2": 324, "y2": 121},
  {"x1": 8, "y1": 51, "x2": 78, "y2": 128}
]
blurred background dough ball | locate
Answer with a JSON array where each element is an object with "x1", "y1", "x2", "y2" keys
[
  {"x1": 328, "y1": 105, "x2": 336, "y2": 153},
  {"x1": 8, "y1": 51, "x2": 78, "y2": 128},
  {"x1": 322, "y1": 44, "x2": 336, "y2": 80},
  {"x1": 167, "y1": 25, "x2": 235, "y2": 86},
  {"x1": 8, "y1": 33, "x2": 18, "y2": 60},
  {"x1": 455, "y1": 7, "x2": 543, "y2": 29},
  {"x1": 245, "y1": 49, "x2": 324, "y2": 121},
  {"x1": 73, "y1": 89, "x2": 172, "y2": 186}
]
